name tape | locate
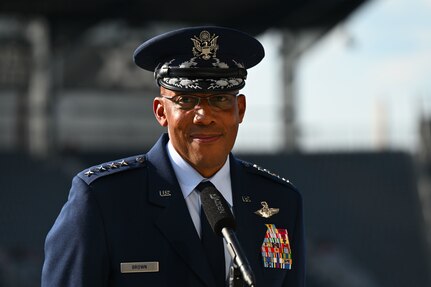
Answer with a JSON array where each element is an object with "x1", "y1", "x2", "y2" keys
[{"x1": 120, "y1": 262, "x2": 159, "y2": 273}]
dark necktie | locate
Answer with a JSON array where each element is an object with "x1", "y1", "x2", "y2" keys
[{"x1": 196, "y1": 181, "x2": 226, "y2": 287}]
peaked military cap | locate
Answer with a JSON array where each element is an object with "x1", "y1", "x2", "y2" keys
[{"x1": 133, "y1": 26, "x2": 265, "y2": 92}]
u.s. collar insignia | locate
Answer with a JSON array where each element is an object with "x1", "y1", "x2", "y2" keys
[
  {"x1": 191, "y1": 30, "x2": 219, "y2": 60},
  {"x1": 159, "y1": 190, "x2": 172, "y2": 197},
  {"x1": 255, "y1": 201, "x2": 279, "y2": 218}
]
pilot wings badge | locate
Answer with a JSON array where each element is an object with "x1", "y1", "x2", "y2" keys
[
  {"x1": 255, "y1": 201, "x2": 279, "y2": 218},
  {"x1": 191, "y1": 30, "x2": 219, "y2": 60}
]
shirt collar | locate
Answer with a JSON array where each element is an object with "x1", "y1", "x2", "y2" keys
[{"x1": 166, "y1": 140, "x2": 233, "y2": 207}]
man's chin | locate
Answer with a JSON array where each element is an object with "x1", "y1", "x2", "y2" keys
[{"x1": 189, "y1": 154, "x2": 228, "y2": 176}]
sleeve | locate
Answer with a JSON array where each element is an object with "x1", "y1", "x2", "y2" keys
[
  {"x1": 283, "y1": 191, "x2": 306, "y2": 287},
  {"x1": 41, "y1": 176, "x2": 109, "y2": 287}
]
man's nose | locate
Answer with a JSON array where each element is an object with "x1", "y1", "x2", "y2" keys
[{"x1": 193, "y1": 99, "x2": 214, "y2": 124}]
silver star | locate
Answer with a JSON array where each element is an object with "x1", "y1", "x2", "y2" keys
[
  {"x1": 109, "y1": 162, "x2": 119, "y2": 169},
  {"x1": 84, "y1": 170, "x2": 94, "y2": 177}
]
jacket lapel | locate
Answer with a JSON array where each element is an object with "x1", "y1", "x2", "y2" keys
[
  {"x1": 230, "y1": 156, "x2": 267, "y2": 283},
  {"x1": 146, "y1": 134, "x2": 216, "y2": 287}
]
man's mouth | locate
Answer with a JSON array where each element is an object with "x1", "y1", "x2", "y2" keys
[{"x1": 190, "y1": 133, "x2": 223, "y2": 143}]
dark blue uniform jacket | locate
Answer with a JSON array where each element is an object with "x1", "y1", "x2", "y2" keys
[{"x1": 42, "y1": 134, "x2": 305, "y2": 287}]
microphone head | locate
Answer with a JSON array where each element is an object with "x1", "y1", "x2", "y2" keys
[{"x1": 200, "y1": 186, "x2": 236, "y2": 236}]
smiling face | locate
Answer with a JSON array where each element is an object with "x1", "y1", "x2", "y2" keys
[{"x1": 153, "y1": 87, "x2": 246, "y2": 177}]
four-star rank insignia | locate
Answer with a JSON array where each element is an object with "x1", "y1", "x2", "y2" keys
[{"x1": 191, "y1": 30, "x2": 219, "y2": 60}]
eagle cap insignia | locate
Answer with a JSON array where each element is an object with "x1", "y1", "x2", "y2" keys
[
  {"x1": 191, "y1": 30, "x2": 219, "y2": 60},
  {"x1": 255, "y1": 201, "x2": 280, "y2": 218}
]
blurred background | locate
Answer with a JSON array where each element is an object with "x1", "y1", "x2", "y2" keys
[{"x1": 1, "y1": 0, "x2": 430, "y2": 286}]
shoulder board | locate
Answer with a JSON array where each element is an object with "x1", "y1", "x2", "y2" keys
[
  {"x1": 240, "y1": 160, "x2": 295, "y2": 188},
  {"x1": 77, "y1": 154, "x2": 147, "y2": 185}
]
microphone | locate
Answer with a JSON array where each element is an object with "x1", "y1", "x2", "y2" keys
[{"x1": 200, "y1": 185, "x2": 256, "y2": 287}]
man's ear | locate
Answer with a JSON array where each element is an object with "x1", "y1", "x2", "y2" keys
[{"x1": 153, "y1": 97, "x2": 168, "y2": 127}]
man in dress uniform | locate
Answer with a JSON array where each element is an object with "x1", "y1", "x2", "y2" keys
[{"x1": 42, "y1": 26, "x2": 305, "y2": 287}]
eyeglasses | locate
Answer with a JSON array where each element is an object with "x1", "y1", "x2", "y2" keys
[{"x1": 161, "y1": 93, "x2": 238, "y2": 110}]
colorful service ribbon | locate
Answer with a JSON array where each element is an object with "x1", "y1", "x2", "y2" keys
[{"x1": 261, "y1": 224, "x2": 292, "y2": 269}]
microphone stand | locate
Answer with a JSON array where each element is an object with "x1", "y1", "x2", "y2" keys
[
  {"x1": 228, "y1": 265, "x2": 246, "y2": 287},
  {"x1": 222, "y1": 228, "x2": 256, "y2": 287}
]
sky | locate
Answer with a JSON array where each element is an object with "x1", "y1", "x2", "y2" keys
[{"x1": 235, "y1": 0, "x2": 431, "y2": 153}]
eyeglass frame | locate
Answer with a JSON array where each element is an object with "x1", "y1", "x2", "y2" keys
[{"x1": 159, "y1": 93, "x2": 240, "y2": 110}]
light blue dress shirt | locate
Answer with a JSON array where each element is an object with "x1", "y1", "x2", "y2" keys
[{"x1": 166, "y1": 141, "x2": 233, "y2": 277}]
